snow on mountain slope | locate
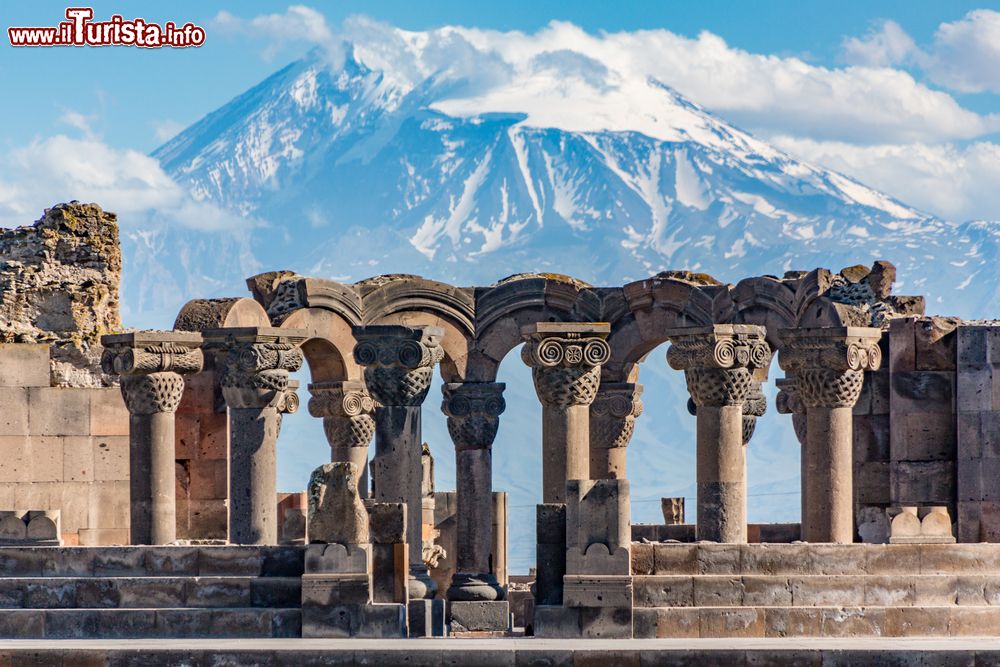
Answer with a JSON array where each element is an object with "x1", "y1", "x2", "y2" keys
[{"x1": 134, "y1": 42, "x2": 995, "y2": 572}]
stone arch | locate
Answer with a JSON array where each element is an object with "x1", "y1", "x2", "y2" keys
[
  {"x1": 355, "y1": 275, "x2": 476, "y2": 384},
  {"x1": 173, "y1": 297, "x2": 270, "y2": 331},
  {"x1": 279, "y1": 307, "x2": 359, "y2": 383},
  {"x1": 469, "y1": 274, "x2": 600, "y2": 382}
]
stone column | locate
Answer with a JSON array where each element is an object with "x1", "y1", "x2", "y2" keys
[
  {"x1": 779, "y1": 327, "x2": 882, "y2": 543},
  {"x1": 521, "y1": 323, "x2": 612, "y2": 503},
  {"x1": 666, "y1": 325, "x2": 771, "y2": 543},
  {"x1": 442, "y1": 381, "x2": 506, "y2": 601},
  {"x1": 353, "y1": 325, "x2": 443, "y2": 600},
  {"x1": 776, "y1": 376, "x2": 809, "y2": 534},
  {"x1": 308, "y1": 380, "x2": 376, "y2": 497},
  {"x1": 204, "y1": 327, "x2": 305, "y2": 545},
  {"x1": 589, "y1": 383, "x2": 644, "y2": 479},
  {"x1": 101, "y1": 332, "x2": 204, "y2": 545}
]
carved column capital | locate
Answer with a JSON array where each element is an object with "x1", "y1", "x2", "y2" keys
[
  {"x1": 309, "y1": 380, "x2": 377, "y2": 449},
  {"x1": 352, "y1": 325, "x2": 444, "y2": 407},
  {"x1": 666, "y1": 325, "x2": 771, "y2": 408},
  {"x1": 203, "y1": 327, "x2": 306, "y2": 410},
  {"x1": 521, "y1": 323, "x2": 611, "y2": 409},
  {"x1": 101, "y1": 331, "x2": 205, "y2": 415},
  {"x1": 590, "y1": 383, "x2": 644, "y2": 450},
  {"x1": 741, "y1": 381, "x2": 767, "y2": 445},
  {"x1": 778, "y1": 327, "x2": 882, "y2": 408},
  {"x1": 441, "y1": 382, "x2": 506, "y2": 451}
]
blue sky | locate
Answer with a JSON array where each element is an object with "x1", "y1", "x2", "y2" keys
[{"x1": 1, "y1": 2, "x2": 1000, "y2": 223}]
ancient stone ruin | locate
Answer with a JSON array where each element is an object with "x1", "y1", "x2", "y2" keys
[{"x1": 4, "y1": 203, "x2": 1000, "y2": 649}]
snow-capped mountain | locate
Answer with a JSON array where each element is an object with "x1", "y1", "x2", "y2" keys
[{"x1": 132, "y1": 44, "x2": 994, "y2": 573}]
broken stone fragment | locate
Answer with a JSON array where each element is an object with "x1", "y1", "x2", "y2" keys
[{"x1": 308, "y1": 461, "x2": 369, "y2": 545}]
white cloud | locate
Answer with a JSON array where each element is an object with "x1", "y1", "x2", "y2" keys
[
  {"x1": 212, "y1": 5, "x2": 343, "y2": 64},
  {"x1": 772, "y1": 135, "x2": 1000, "y2": 221},
  {"x1": 335, "y1": 19, "x2": 998, "y2": 145},
  {"x1": 841, "y1": 10, "x2": 1000, "y2": 94},
  {"x1": 926, "y1": 10, "x2": 1000, "y2": 94},
  {"x1": 0, "y1": 134, "x2": 248, "y2": 231}
]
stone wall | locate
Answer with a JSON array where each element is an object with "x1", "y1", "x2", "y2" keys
[
  {"x1": 0, "y1": 203, "x2": 121, "y2": 388},
  {"x1": 0, "y1": 343, "x2": 129, "y2": 544}
]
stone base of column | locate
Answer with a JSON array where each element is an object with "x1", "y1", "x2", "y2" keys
[
  {"x1": 448, "y1": 600, "x2": 510, "y2": 633},
  {"x1": 447, "y1": 572, "x2": 504, "y2": 602},
  {"x1": 408, "y1": 566, "x2": 438, "y2": 600},
  {"x1": 407, "y1": 598, "x2": 446, "y2": 637}
]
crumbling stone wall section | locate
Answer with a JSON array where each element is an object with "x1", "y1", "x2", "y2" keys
[{"x1": 0, "y1": 202, "x2": 122, "y2": 387}]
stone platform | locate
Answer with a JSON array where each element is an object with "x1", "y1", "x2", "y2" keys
[
  {"x1": 632, "y1": 542, "x2": 1000, "y2": 638},
  {"x1": 0, "y1": 637, "x2": 998, "y2": 666},
  {"x1": 0, "y1": 545, "x2": 304, "y2": 638}
]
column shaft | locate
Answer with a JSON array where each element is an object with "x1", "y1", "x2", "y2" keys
[
  {"x1": 230, "y1": 406, "x2": 282, "y2": 545},
  {"x1": 804, "y1": 406, "x2": 854, "y2": 543},
  {"x1": 696, "y1": 405, "x2": 746, "y2": 543},
  {"x1": 456, "y1": 448, "x2": 492, "y2": 573},
  {"x1": 371, "y1": 405, "x2": 427, "y2": 589},
  {"x1": 129, "y1": 412, "x2": 177, "y2": 545},
  {"x1": 542, "y1": 405, "x2": 589, "y2": 503}
]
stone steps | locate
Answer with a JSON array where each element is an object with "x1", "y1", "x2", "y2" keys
[
  {"x1": 635, "y1": 605, "x2": 1000, "y2": 638},
  {"x1": 0, "y1": 607, "x2": 301, "y2": 638},
  {"x1": 632, "y1": 542, "x2": 1000, "y2": 577},
  {"x1": 0, "y1": 545, "x2": 305, "y2": 577},
  {"x1": 0, "y1": 576, "x2": 301, "y2": 609},
  {"x1": 634, "y1": 574, "x2": 1000, "y2": 608},
  {"x1": 0, "y1": 546, "x2": 307, "y2": 638}
]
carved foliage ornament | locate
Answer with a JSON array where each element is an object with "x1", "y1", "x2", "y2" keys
[
  {"x1": 353, "y1": 332, "x2": 445, "y2": 407},
  {"x1": 120, "y1": 373, "x2": 186, "y2": 415},
  {"x1": 667, "y1": 328, "x2": 770, "y2": 408},
  {"x1": 101, "y1": 338, "x2": 204, "y2": 415},
  {"x1": 441, "y1": 382, "x2": 506, "y2": 451},
  {"x1": 309, "y1": 382, "x2": 377, "y2": 450},
  {"x1": 522, "y1": 333, "x2": 611, "y2": 409},
  {"x1": 778, "y1": 330, "x2": 882, "y2": 409},
  {"x1": 218, "y1": 341, "x2": 304, "y2": 410},
  {"x1": 590, "y1": 384, "x2": 644, "y2": 450}
]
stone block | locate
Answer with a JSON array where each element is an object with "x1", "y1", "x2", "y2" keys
[
  {"x1": 889, "y1": 318, "x2": 916, "y2": 372},
  {"x1": 357, "y1": 603, "x2": 406, "y2": 639},
  {"x1": 901, "y1": 412, "x2": 955, "y2": 461},
  {"x1": 808, "y1": 544, "x2": 867, "y2": 575},
  {"x1": 304, "y1": 543, "x2": 370, "y2": 575},
  {"x1": 853, "y1": 414, "x2": 890, "y2": 462},
  {"x1": 0, "y1": 389, "x2": 29, "y2": 436},
  {"x1": 891, "y1": 371, "x2": 954, "y2": 414},
  {"x1": 630, "y1": 543, "x2": 653, "y2": 575},
  {"x1": 631, "y1": 575, "x2": 693, "y2": 607},
  {"x1": 532, "y1": 605, "x2": 581, "y2": 638},
  {"x1": 371, "y1": 542, "x2": 406, "y2": 604},
  {"x1": 0, "y1": 609, "x2": 44, "y2": 638},
  {"x1": 188, "y1": 459, "x2": 227, "y2": 500},
  {"x1": 743, "y1": 575, "x2": 793, "y2": 606},
  {"x1": 367, "y1": 502, "x2": 406, "y2": 544},
  {"x1": 185, "y1": 577, "x2": 251, "y2": 607},
  {"x1": 739, "y1": 544, "x2": 806, "y2": 575},
  {"x1": 0, "y1": 436, "x2": 30, "y2": 482},
  {"x1": 87, "y1": 481, "x2": 129, "y2": 531},
  {"x1": 957, "y1": 575, "x2": 988, "y2": 605},
  {"x1": 699, "y1": 607, "x2": 764, "y2": 638},
  {"x1": 915, "y1": 317, "x2": 959, "y2": 371},
  {"x1": 948, "y1": 606, "x2": 1000, "y2": 637},
  {"x1": 764, "y1": 607, "x2": 821, "y2": 637},
  {"x1": 913, "y1": 575, "x2": 958, "y2": 604},
  {"x1": 0, "y1": 344, "x2": 50, "y2": 387},
  {"x1": 579, "y1": 606, "x2": 632, "y2": 639},
  {"x1": 30, "y1": 436, "x2": 64, "y2": 482},
  {"x1": 118, "y1": 578, "x2": 187, "y2": 608},
  {"x1": 692, "y1": 576, "x2": 743, "y2": 606},
  {"x1": 653, "y1": 607, "x2": 700, "y2": 638},
  {"x1": 819, "y1": 606, "x2": 887, "y2": 637},
  {"x1": 89, "y1": 390, "x2": 129, "y2": 437},
  {"x1": 197, "y1": 546, "x2": 261, "y2": 575},
  {"x1": 921, "y1": 544, "x2": 1000, "y2": 573},
  {"x1": 563, "y1": 575, "x2": 632, "y2": 608},
  {"x1": 791, "y1": 576, "x2": 865, "y2": 606},
  {"x1": 448, "y1": 600, "x2": 509, "y2": 632},
  {"x1": 77, "y1": 528, "x2": 128, "y2": 546},
  {"x1": 302, "y1": 573, "x2": 371, "y2": 606},
  {"x1": 26, "y1": 513, "x2": 59, "y2": 541},
  {"x1": 957, "y1": 368, "x2": 992, "y2": 413},
  {"x1": 631, "y1": 608, "x2": 657, "y2": 639},
  {"x1": 198, "y1": 416, "x2": 229, "y2": 460},
  {"x1": 93, "y1": 436, "x2": 129, "y2": 481},
  {"x1": 145, "y1": 547, "x2": 199, "y2": 576},
  {"x1": 28, "y1": 387, "x2": 91, "y2": 436},
  {"x1": 696, "y1": 543, "x2": 740, "y2": 574},
  {"x1": 251, "y1": 577, "x2": 301, "y2": 608},
  {"x1": 854, "y1": 461, "x2": 891, "y2": 505},
  {"x1": 864, "y1": 575, "x2": 915, "y2": 606},
  {"x1": 62, "y1": 436, "x2": 93, "y2": 483},
  {"x1": 892, "y1": 461, "x2": 955, "y2": 504},
  {"x1": 0, "y1": 515, "x2": 26, "y2": 541},
  {"x1": 867, "y1": 544, "x2": 920, "y2": 574},
  {"x1": 958, "y1": 327, "x2": 989, "y2": 370},
  {"x1": 652, "y1": 543, "x2": 698, "y2": 574},
  {"x1": 407, "y1": 598, "x2": 446, "y2": 637}
]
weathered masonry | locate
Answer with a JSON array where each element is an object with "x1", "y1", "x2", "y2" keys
[{"x1": 3, "y1": 203, "x2": 1000, "y2": 641}]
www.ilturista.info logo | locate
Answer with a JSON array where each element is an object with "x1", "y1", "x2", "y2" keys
[{"x1": 8, "y1": 8, "x2": 205, "y2": 48}]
